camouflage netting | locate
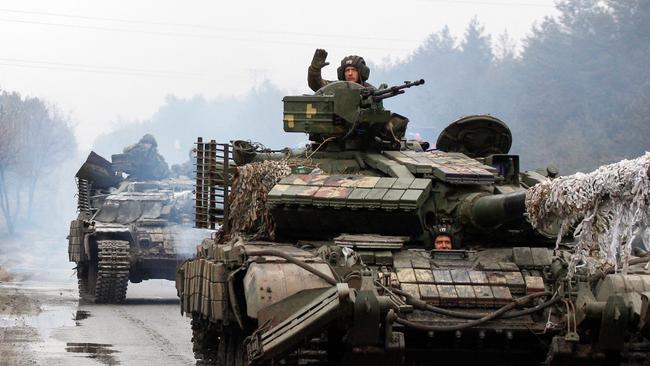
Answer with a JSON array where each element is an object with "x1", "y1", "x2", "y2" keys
[
  {"x1": 226, "y1": 160, "x2": 291, "y2": 240},
  {"x1": 526, "y1": 152, "x2": 650, "y2": 277}
]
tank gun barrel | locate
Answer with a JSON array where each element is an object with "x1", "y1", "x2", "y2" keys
[{"x1": 461, "y1": 191, "x2": 527, "y2": 229}]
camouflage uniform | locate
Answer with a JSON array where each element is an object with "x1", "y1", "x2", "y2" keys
[
  {"x1": 119, "y1": 134, "x2": 171, "y2": 180},
  {"x1": 308, "y1": 49, "x2": 374, "y2": 92}
]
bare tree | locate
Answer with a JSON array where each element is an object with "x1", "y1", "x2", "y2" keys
[
  {"x1": 18, "y1": 98, "x2": 76, "y2": 220},
  {"x1": 0, "y1": 92, "x2": 24, "y2": 235},
  {"x1": 0, "y1": 91, "x2": 76, "y2": 235}
]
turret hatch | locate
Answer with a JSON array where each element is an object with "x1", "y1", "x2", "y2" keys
[{"x1": 436, "y1": 115, "x2": 512, "y2": 158}]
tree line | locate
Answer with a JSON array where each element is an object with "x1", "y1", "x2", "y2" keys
[
  {"x1": 0, "y1": 91, "x2": 76, "y2": 235},
  {"x1": 95, "y1": 0, "x2": 649, "y2": 175},
  {"x1": 377, "y1": 0, "x2": 650, "y2": 173}
]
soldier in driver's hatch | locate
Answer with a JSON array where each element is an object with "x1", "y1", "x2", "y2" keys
[
  {"x1": 308, "y1": 48, "x2": 375, "y2": 92},
  {"x1": 433, "y1": 226, "x2": 453, "y2": 250}
]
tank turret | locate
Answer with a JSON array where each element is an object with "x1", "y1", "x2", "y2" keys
[{"x1": 224, "y1": 85, "x2": 554, "y2": 247}]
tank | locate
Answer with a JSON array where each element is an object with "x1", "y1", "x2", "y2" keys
[
  {"x1": 68, "y1": 150, "x2": 203, "y2": 303},
  {"x1": 176, "y1": 80, "x2": 650, "y2": 365}
]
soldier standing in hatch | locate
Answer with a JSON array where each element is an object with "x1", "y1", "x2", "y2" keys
[{"x1": 308, "y1": 48, "x2": 374, "y2": 92}]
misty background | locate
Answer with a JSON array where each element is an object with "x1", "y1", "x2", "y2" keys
[
  {"x1": 0, "y1": 0, "x2": 648, "y2": 277},
  {"x1": 91, "y1": 0, "x2": 650, "y2": 174}
]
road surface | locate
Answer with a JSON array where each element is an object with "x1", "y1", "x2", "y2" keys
[
  {"x1": 1, "y1": 272, "x2": 195, "y2": 366},
  {"x1": 0, "y1": 227, "x2": 199, "y2": 366}
]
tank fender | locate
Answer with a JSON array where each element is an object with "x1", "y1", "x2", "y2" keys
[
  {"x1": 92, "y1": 225, "x2": 134, "y2": 243},
  {"x1": 243, "y1": 261, "x2": 334, "y2": 319},
  {"x1": 591, "y1": 274, "x2": 650, "y2": 334},
  {"x1": 594, "y1": 274, "x2": 650, "y2": 301}
]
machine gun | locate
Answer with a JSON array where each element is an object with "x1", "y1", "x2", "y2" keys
[{"x1": 361, "y1": 79, "x2": 425, "y2": 102}]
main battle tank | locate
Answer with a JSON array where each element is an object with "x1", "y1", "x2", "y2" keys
[
  {"x1": 68, "y1": 149, "x2": 202, "y2": 303},
  {"x1": 177, "y1": 81, "x2": 650, "y2": 365}
]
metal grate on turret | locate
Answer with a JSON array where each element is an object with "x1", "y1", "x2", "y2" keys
[{"x1": 194, "y1": 138, "x2": 232, "y2": 231}]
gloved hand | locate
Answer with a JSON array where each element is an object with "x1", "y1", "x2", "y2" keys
[{"x1": 311, "y1": 48, "x2": 330, "y2": 69}]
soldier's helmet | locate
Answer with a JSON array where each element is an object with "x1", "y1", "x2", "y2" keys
[
  {"x1": 434, "y1": 225, "x2": 452, "y2": 239},
  {"x1": 337, "y1": 55, "x2": 370, "y2": 82},
  {"x1": 139, "y1": 134, "x2": 158, "y2": 148}
]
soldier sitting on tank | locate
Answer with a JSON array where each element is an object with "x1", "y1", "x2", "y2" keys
[
  {"x1": 433, "y1": 228, "x2": 453, "y2": 250},
  {"x1": 308, "y1": 48, "x2": 375, "y2": 92},
  {"x1": 117, "y1": 134, "x2": 171, "y2": 181}
]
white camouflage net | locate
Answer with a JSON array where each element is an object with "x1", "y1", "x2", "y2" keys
[{"x1": 526, "y1": 152, "x2": 650, "y2": 277}]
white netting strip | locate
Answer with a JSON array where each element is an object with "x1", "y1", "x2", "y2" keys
[{"x1": 526, "y1": 152, "x2": 650, "y2": 278}]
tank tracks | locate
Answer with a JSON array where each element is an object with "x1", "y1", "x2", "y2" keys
[
  {"x1": 191, "y1": 315, "x2": 327, "y2": 366},
  {"x1": 192, "y1": 315, "x2": 220, "y2": 365},
  {"x1": 94, "y1": 240, "x2": 130, "y2": 303}
]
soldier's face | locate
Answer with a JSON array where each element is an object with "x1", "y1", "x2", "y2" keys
[
  {"x1": 434, "y1": 235, "x2": 452, "y2": 250},
  {"x1": 344, "y1": 66, "x2": 359, "y2": 82}
]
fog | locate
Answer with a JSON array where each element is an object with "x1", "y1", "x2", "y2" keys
[
  {"x1": 92, "y1": 83, "x2": 304, "y2": 165},
  {"x1": 2, "y1": 0, "x2": 649, "y2": 277},
  {"x1": 0, "y1": 155, "x2": 80, "y2": 281},
  {"x1": 93, "y1": 1, "x2": 650, "y2": 174},
  {"x1": 0, "y1": 0, "x2": 559, "y2": 150}
]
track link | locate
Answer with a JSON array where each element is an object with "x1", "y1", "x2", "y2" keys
[
  {"x1": 192, "y1": 315, "x2": 220, "y2": 365},
  {"x1": 78, "y1": 276, "x2": 89, "y2": 296},
  {"x1": 95, "y1": 240, "x2": 130, "y2": 303}
]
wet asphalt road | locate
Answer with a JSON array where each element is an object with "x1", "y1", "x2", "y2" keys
[
  {"x1": 0, "y1": 279, "x2": 195, "y2": 366},
  {"x1": 0, "y1": 230, "x2": 196, "y2": 366}
]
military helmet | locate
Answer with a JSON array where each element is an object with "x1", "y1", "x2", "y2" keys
[
  {"x1": 433, "y1": 225, "x2": 452, "y2": 239},
  {"x1": 337, "y1": 55, "x2": 370, "y2": 82},
  {"x1": 139, "y1": 134, "x2": 158, "y2": 148}
]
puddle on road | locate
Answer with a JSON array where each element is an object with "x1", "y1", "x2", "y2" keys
[
  {"x1": 0, "y1": 304, "x2": 76, "y2": 334},
  {"x1": 66, "y1": 342, "x2": 119, "y2": 365}
]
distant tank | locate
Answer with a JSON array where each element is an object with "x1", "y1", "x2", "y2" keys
[
  {"x1": 176, "y1": 80, "x2": 650, "y2": 365},
  {"x1": 68, "y1": 142, "x2": 209, "y2": 303}
]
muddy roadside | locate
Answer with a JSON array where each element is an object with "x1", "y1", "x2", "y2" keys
[
  {"x1": 0, "y1": 229, "x2": 80, "y2": 365},
  {"x1": 0, "y1": 266, "x2": 43, "y2": 365},
  {"x1": 0, "y1": 225, "x2": 195, "y2": 366},
  {"x1": 0, "y1": 265, "x2": 105, "y2": 366}
]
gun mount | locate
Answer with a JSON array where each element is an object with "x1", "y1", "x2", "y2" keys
[{"x1": 283, "y1": 80, "x2": 424, "y2": 151}]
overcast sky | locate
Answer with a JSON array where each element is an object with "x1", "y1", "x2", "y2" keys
[{"x1": 0, "y1": 0, "x2": 558, "y2": 149}]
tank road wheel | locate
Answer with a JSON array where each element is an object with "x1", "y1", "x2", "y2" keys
[
  {"x1": 94, "y1": 240, "x2": 130, "y2": 303},
  {"x1": 191, "y1": 314, "x2": 220, "y2": 365}
]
